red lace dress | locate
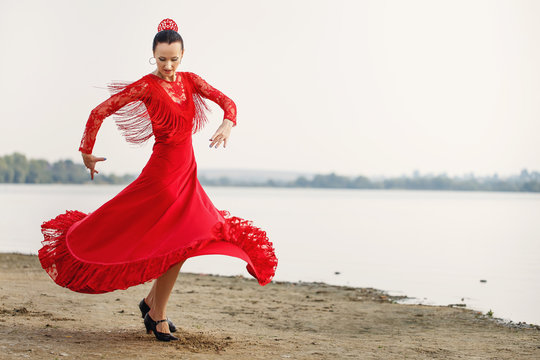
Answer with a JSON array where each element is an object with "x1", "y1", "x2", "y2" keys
[{"x1": 38, "y1": 71, "x2": 278, "y2": 294}]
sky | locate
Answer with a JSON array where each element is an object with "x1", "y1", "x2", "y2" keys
[{"x1": 0, "y1": 0, "x2": 538, "y2": 178}]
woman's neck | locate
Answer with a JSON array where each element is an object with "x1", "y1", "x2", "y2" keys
[{"x1": 154, "y1": 70, "x2": 176, "y2": 82}]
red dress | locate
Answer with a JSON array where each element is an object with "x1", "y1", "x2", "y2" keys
[{"x1": 38, "y1": 71, "x2": 278, "y2": 294}]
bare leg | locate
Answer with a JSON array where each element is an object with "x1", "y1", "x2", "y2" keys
[
  {"x1": 145, "y1": 259, "x2": 185, "y2": 308},
  {"x1": 147, "y1": 260, "x2": 185, "y2": 333},
  {"x1": 144, "y1": 281, "x2": 158, "y2": 310}
]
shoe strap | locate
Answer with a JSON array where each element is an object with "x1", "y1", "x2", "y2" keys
[{"x1": 155, "y1": 319, "x2": 168, "y2": 324}]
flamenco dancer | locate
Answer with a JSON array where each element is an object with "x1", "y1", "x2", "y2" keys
[{"x1": 38, "y1": 18, "x2": 278, "y2": 342}]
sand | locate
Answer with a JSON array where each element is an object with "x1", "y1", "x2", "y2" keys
[{"x1": 0, "y1": 252, "x2": 539, "y2": 359}]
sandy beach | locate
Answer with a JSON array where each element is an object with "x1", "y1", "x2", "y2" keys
[{"x1": 0, "y1": 252, "x2": 539, "y2": 359}]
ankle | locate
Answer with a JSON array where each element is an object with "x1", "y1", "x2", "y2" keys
[
  {"x1": 144, "y1": 296, "x2": 154, "y2": 308},
  {"x1": 148, "y1": 308, "x2": 166, "y2": 321}
]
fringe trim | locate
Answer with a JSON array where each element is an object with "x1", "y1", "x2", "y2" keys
[
  {"x1": 212, "y1": 210, "x2": 278, "y2": 286},
  {"x1": 104, "y1": 72, "x2": 213, "y2": 147},
  {"x1": 182, "y1": 72, "x2": 213, "y2": 134},
  {"x1": 38, "y1": 209, "x2": 277, "y2": 294},
  {"x1": 106, "y1": 79, "x2": 155, "y2": 146}
]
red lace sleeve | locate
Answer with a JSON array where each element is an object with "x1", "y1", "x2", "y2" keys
[
  {"x1": 185, "y1": 72, "x2": 237, "y2": 127},
  {"x1": 78, "y1": 79, "x2": 149, "y2": 154}
]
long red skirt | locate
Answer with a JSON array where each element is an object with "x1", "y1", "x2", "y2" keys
[{"x1": 38, "y1": 135, "x2": 278, "y2": 294}]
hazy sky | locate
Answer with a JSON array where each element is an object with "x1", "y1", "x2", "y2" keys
[{"x1": 1, "y1": 0, "x2": 538, "y2": 177}]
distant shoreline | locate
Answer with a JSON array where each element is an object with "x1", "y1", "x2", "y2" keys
[
  {"x1": 1, "y1": 152, "x2": 539, "y2": 191},
  {"x1": 3, "y1": 251, "x2": 539, "y2": 330},
  {"x1": 2, "y1": 182, "x2": 540, "y2": 194},
  {"x1": 1, "y1": 252, "x2": 539, "y2": 359}
]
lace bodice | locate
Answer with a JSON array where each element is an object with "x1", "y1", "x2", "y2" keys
[{"x1": 78, "y1": 71, "x2": 237, "y2": 154}]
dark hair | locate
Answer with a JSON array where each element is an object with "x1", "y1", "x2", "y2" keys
[{"x1": 152, "y1": 30, "x2": 184, "y2": 53}]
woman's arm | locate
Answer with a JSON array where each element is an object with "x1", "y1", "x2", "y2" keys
[
  {"x1": 185, "y1": 72, "x2": 237, "y2": 126},
  {"x1": 79, "y1": 79, "x2": 148, "y2": 180},
  {"x1": 79, "y1": 80, "x2": 148, "y2": 154}
]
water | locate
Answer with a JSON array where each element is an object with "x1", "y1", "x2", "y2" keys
[{"x1": 1, "y1": 184, "x2": 539, "y2": 326}]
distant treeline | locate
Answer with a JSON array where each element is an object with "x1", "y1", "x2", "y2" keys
[
  {"x1": 199, "y1": 171, "x2": 540, "y2": 193},
  {"x1": 1, "y1": 152, "x2": 539, "y2": 192},
  {"x1": 0, "y1": 152, "x2": 135, "y2": 184}
]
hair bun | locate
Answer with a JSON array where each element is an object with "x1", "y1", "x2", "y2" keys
[{"x1": 157, "y1": 18, "x2": 178, "y2": 32}]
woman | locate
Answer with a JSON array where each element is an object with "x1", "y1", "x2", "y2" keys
[{"x1": 38, "y1": 18, "x2": 278, "y2": 342}]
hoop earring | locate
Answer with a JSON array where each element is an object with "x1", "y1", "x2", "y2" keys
[{"x1": 149, "y1": 56, "x2": 156, "y2": 65}]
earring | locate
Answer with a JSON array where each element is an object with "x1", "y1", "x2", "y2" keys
[{"x1": 149, "y1": 56, "x2": 156, "y2": 65}]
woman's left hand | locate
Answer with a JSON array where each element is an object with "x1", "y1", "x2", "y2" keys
[{"x1": 209, "y1": 119, "x2": 234, "y2": 148}]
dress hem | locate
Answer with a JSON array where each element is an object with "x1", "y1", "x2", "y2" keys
[{"x1": 38, "y1": 209, "x2": 277, "y2": 294}]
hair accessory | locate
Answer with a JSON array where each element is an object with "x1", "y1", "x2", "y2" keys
[{"x1": 157, "y1": 18, "x2": 178, "y2": 32}]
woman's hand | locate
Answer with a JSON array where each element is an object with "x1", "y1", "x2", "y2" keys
[
  {"x1": 81, "y1": 152, "x2": 107, "y2": 180},
  {"x1": 209, "y1": 119, "x2": 234, "y2": 149}
]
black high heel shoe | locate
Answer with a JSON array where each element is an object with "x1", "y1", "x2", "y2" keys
[
  {"x1": 139, "y1": 298, "x2": 177, "y2": 332},
  {"x1": 144, "y1": 313, "x2": 179, "y2": 342}
]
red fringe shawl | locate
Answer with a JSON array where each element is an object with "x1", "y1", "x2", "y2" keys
[{"x1": 105, "y1": 72, "x2": 213, "y2": 147}]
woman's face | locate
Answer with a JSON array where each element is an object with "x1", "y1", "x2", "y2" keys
[{"x1": 153, "y1": 41, "x2": 183, "y2": 79}]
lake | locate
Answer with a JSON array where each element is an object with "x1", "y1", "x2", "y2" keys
[{"x1": 1, "y1": 184, "x2": 539, "y2": 326}]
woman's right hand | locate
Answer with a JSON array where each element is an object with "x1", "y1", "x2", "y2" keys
[{"x1": 81, "y1": 152, "x2": 107, "y2": 180}]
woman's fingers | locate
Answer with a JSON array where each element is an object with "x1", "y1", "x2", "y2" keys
[
  {"x1": 90, "y1": 168, "x2": 99, "y2": 181},
  {"x1": 209, "y1": 133, "x2": 229, "y2": 148},
  {"x1": 209, "y1": 133, "x2": 220, "y2": 147},
  {"x1": 213, "y1": 137, "x2": 225, "y2": 148},
  {"x1": 209, "y1": 122, "x2": 232, "y2": 149},
  {"x1": 83, "y1": 155, "x2": 106, "y2": 180},
  {"x1": 209, "y1": 135, "x2": 221, "y2": 148}
]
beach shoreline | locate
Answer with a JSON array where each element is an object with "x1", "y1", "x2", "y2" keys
[{"x1": 1, "y1": 252, "x2": 539, "y2": 359}]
